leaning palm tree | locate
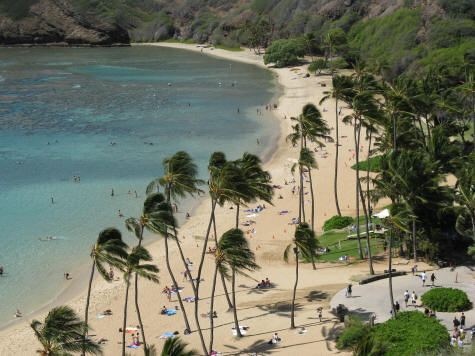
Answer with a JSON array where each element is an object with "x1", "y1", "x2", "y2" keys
[
  {"x1": 234, "y1": 152, "x2": 274, "y2": 228},
  {"x1": 83, "y1": 228, "x2": 127, "y2": 356},
  {"x1": 147, "y1": 152, "x2": 204, "y2": 338},
  {"x1": 320, "y1": 75, "x2": 355, "y2": 217},
  {"x1": 31, "y1": 305, "x2": 102, "y2": 356},
  {"x1": 298, "y1": 148, "x2": 319, "y2": 233},
  {"x1": 120, "y1": 246, "x2": 159, "y2": 356},
  {"x1": 454, "y1": 154, "x2": 475, "y2": 242},
  {"x1": 284, "y1": 223, "x2": 318, "y2": 328},
  {"x1": 125, "y1": 193, "x2": 174, "y2": 351},
  {"x1": 161, "y1": 337, "x2": 197, "y2": 356},
  {"x1": 218, "y1": 229, "x2": 259, "y2": 338},
  {"x1": 287, "y1": 104, "x2": 330, "y2": 225},
  {"x1": 208, "y1": 152, "x2": 234, "y2": 311}
]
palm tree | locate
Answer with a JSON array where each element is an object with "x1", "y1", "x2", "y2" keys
[
  {"x1": 284, "y1": 222, "x2": 318, "y2": 328},
  {"x1": 208, "y1": 152, "x2": 234, "y2": 311},
  {"x1": 147, "y1": 152, "x2": 204, "y2": 337},
  {"x1": 298, "y1": 148, "x2": 318, "y2": 234},
  {"x1": 234, "y1": 152, "x2": 273, "y2": 228},
  {"x1": 195, "y1": 160, "x2": 243, "y2": 355},
  {"x1": 161, "y1": 337, "x2": 197, "y2": 356},
  {"x1": 125, "y1": 193, "x2": 174, "y2": 351},
  {"x1": 31, "y1": 305, "x2": 102, "y2": 356},
  {"x1": 83, "y1": 228, "x2": 127, "y2": 355},
  {"x1": 287, "y1": 104, "x2": 330, "y2": 225},
  {"x1": 454, "y1": 154, "x2": 475, "y2": 241},
  {"x1": 120, "y1": 246, "x2": 159, "y2": 356},
  {"x1": 218, "y1": 228, "x2": 259, "y2": 338},
  {"x1": 320, "y1": 75, "x2": 355, "y2": 217}
]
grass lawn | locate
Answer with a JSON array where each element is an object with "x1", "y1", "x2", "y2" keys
[{"x1": 315, "y1": 230, "x2": 386, "y2": 263}]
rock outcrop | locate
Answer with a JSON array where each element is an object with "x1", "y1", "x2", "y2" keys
[{"x1": 0, "y1": 0, "x2": 129, "y2": 45}]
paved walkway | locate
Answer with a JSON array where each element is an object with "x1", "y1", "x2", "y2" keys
[{"x1": 330, "y1": 266, "x2": 475, "y2": 332}]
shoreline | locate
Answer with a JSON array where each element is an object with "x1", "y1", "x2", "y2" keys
[
  {"x1": 0, "y1": 43, "x2": 283, "y2": 332},
  {"x1": 1, "y1": 42, "x2": 370, "y2": 355}
]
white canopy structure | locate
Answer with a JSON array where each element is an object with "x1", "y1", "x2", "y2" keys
[{"x1": 372, "y1": 208, "x2": 390, "y2": 219}]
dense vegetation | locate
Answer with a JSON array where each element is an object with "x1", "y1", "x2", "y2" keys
[
  {"x1": 323, "y1": 215, "x2": 354, "y2": 231},
  {"x1": 351, "y1": 155, "x2": 382, "y2": 172},
  {"x1": 337, "y1": 311, "x2": 450, "y2": 356},
  {"x1": 421, "y1": 288, "x2": 472, "y2": 312}
]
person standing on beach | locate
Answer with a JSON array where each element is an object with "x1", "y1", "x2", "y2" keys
[
  {"x1": 404, "y1": 290, "x2": 409, "y2": 307},
  {"x1": 346, "y1": 284, "x2": 352, "y2": 297},
  {"x1": 430, "y1": 272, "x2": 436, "y2": 286},
  {"x1": 317, "y1": 307, "x2": 323, "y2": 322},
  {"x1": 411, "y1": 291, "x2": 417, "y2": 306},
  {"x1": 460, "y1": 313, "x2": 466, "y2": 329},
  {"x1": 111, "y1": 188, "x2": 114, "y2": 196}
]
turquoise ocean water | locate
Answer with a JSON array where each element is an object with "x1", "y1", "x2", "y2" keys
[{"x1": 0, "y1": 46, "x2": 279, "y2": 327}]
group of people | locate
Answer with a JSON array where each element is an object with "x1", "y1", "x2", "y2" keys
[
  {"x1": 256, "y1": 278, "x2": 272, "y2": 289},
  {"x1": 452, "y1": 313, "x2": 469, "y2": 347}
]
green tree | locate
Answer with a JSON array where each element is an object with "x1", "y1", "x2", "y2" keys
[
  {"x1": 218, "y1": 229, "x2": 259, "y2": 337},
  {"x1": 308, "y1": 59, "x2": 327, "y2": 75},
  {"x1": 120, "y1": 246, "x2": 159, "y2": 356},
  {"x1": 320, "y1": 75, "x2": 355, "y2": 216},
  {"x1": 264, "y1": 39, "x2": 305, "y2": 67},
  {"x1": 161, "y1": 337, "x2": 197, "y2": 356},
  {"x1": 147, "y1": 151, "x2": 204, "y2": 339},
  {"x1": 325, "y1": 28, "x2": 347, "y2": 75},
  {"x1": 83, "y1": 228, "x2": 127, "y2": 355},
  {"x1": 284, "y1": 222, "x2": 318, "y2": 328},
  {"x1": 454, "y1": 154, "x2": 475, "y2": 243},
  {"x1": 125, "y1": 193, "x2": 175, "y2": 351},
  {"x1": 31, "y1": 306, "x2": 102, "y2": 356}
]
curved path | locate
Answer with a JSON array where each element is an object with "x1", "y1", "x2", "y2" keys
[{"x1": 330, "y1": 266, "x2": 475, "y2": 331}]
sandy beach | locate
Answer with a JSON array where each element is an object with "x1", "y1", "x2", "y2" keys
[{"x1": 0, "y1": 42, "x2": 393, "y2": 355}]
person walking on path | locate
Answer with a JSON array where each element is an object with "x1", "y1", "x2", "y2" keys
[
  {"x1": 404, "y1": 290, "x2": 409, "y2": 307},
  {"x1": 421, "y1": 271, "x2": 427, "y2": 287},
  {"x1": 346, "y1": 284, "x2": 352, "y2": 297},
  {"x1": 453, "y1": 316, "x2": 461, "y2": 330},
  {"x1": 460, "y1": 313, "x2": 466, "y2": 328},
  {"x1": 430, "y1": 272, "x2": 436, "y2": 286},
  {"x1": 411, "y1": 291, "x2": 417, "y2": 306},
  {"x1": 317, "y1": 307, "x2": 323, "y2": 322}
]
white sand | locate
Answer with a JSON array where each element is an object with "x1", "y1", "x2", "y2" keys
[{"x1": 0, "y1": 43, "x2": 389, "y2": 355}]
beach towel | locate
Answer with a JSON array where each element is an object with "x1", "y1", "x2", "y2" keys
[
  {"x1": 126, "y1": 327, "x2": 138, "y2": 334},
  {"x1": 232, "y1": 329, "x2": 247, "y2": 336},
  {"x1": 171, "y1": 287, "x2": 184, "y2": 295},
  {"x1": 210, "y1": 351, "x2": 222, "y2": 355},
  {"x1": 246, "y1": 214, "x2": 257, "y2": 218},
  {"x1": 183, "y1": 297, "x2": 195, "y2": 303},
  {"x1": 160, "y1": 332, "x2": 175, "y2": 339},
  {"x1": 97, "y1": 314, "x2": 105, "y2": 319},
  {"x1": 166, "y1": 309, "x2": 177, "y2": 316},
  {"x1": 126, "y1": 345, "x2": 139, "y2": 349},
  {"x1": 297, "y1": 329, "x2": 308, "y2": 334},
  {"x1": 279, "y1": 210, "x2": 289, "y2": 214}
]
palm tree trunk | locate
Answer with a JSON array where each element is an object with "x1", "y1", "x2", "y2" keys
[
  {"x1": 334, "y1": 97, "x2": 342, "y2": 216},
  {"x1": 298, "y1": 167, "x2": 303, "y2": 223},
  {"x1": 308, "y1": 167, "x2": 315, "y2": 232},
  {"x1": 236, "y1": 203, "x2": 240, "y2": 229},
  {"x1": 209, "y1": 264, "x2": 219, "y2": 351},
  {"x1": 134, "y1": 227, "x2": 147, "y2": 351},
  {"x1": 212, "y1": 211, "x2": 233, "y2": 310},
  {"x1": 412, "y1": 218, "x2": 417, "y2": 262},
  {"x1": 300, "y1": 167, "x2": 306, "y2": 223},
  {"x1": 82, "y1": 261, "x2": 95, "y2": 356},
  {"x1": 354, "y1": 121, "x2": 363, "y2": 259},
  {"x1": 122, "y1": 276, "x2": 130, "y2": 356},
  {"x1": 290, "y1": 249, "x2": 298, "y2": 329},
  {"x1": 358, "y1": 179, "x2": 374, "y2": 275},
  {"x1": 366, "y1": 132, "x2": 372, "y2": 227},
  {"x1": 194, "y1": 200, "x2": 217, "y2": 356},
  {"x1": 389, "y1": 227, "x2": 396, "y2": 320},
  {"x1": 231, "y1": 270, "x2": 242, "y2": 337},
  {"x1": 164, "y1": 236, "x2": 191, "y2": 332},
  {"x1": 471, "y1": 214, "x2": 475, "y2": 242}
]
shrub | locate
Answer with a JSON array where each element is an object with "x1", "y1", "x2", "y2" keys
[
  {"x1": 372, "y1": 311, "x2": 449, "y2": 356},
  {"x1": 308, "y1": 59, "x2": 327, "y2": 75},
  {"x1": 421, "y1": 288, "x2": 472, "y2": 312},
  {"x1": 323, "y1": 215, "x2": 353, "y2": 231},
  {"x1": 331, "y1": 57, "x2": 349, "y2": 69},
  {"x1": 336, "y1": 317, "x2": 370, "y2": 349},
  {"x1": 263, "y1": 39, "x2": 305, "y2": 67},
  {"x1": 351, "y1": 155, "x2": 382, "y2": 172}
]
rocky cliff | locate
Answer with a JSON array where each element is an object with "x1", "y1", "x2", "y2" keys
[{"x1": 0, "y1": 0, "x2": 129, "y2": 45}]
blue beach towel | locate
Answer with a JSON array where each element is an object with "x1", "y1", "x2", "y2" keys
[
  {"x1": 166, "y1": 309, "x2": 177, "y2": 316},
  {"x1": 126, "y1": 345, "x2": 139, "y2": 349},
  {"x1": 160, "y1": 332, "x2": 175, "y2": 339}
]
